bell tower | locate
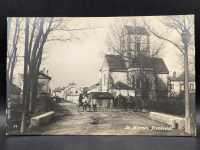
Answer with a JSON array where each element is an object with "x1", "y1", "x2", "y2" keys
[{"x1": 124, "y1": 25, "x2": 150, "y2": 59}]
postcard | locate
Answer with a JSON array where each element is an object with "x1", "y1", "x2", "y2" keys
[{"x1": 6, "y1": 15, "x2": 196, "y2": 136}]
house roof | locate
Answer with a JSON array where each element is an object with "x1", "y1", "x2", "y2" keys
[
  {"x1": 130, "y1": 56, "x2": 169, "y2": 74},
  {"x1": 124, "y1": 25, "x2": 149, "y2": 35},
  {"x1": 104, "y1": 54, "x2": 169, "y2": 74},
  {"x1": 89, "y1": 92, "x2": 113, "y2": 99},
  {"x1": 87, "y1": 83, "x2": 99, "y2": 91},
  {"x1": 39, "y1": 72, "x2": 51, "y2": 80},
  {"x1": 105, "y1": 55, "x2": 127, "y2": 71},
  {"x1": 170, "y1": 72, "x2": 195, "y2": 82},
  {"x1": 112, "y1": 81, "x2": 132, "y2": 90},
  {"x1": 151, "y1": 57, "x2": 169, "y2": 74}
]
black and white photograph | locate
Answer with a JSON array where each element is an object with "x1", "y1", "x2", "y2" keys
[{"x1": 6, "y1": 15, "x2": 196, "y2": 136}]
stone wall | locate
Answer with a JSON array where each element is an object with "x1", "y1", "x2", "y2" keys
[{"x1": 149, "y1": 112, "x2": 185, "y2": 130}]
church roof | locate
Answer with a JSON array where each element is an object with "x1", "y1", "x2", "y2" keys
[
  {"x1": 124, "y1": 25, "x2": 149, "y2": 35},
  {"x1": 105, "y1": 55, "x2": 127, "y2": 71},
  {"x1": 105, "y1": 54, "x2": 169, "y2": 74},
  {"x1": 151, "y1": 57, "x2": 169, "y2": 74}
]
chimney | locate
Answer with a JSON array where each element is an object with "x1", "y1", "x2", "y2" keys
[{"x1": 173, "y1": 71, "x2": 176, "y2": 78}]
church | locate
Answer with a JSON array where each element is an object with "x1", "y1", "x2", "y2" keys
[{"x1": 100, "y1": 25, "x2": 169, "y2": 100}]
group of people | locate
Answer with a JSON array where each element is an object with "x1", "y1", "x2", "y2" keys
[
  {"x1": 78, "y1": 94, "x2": 97, "y2": 112},
  {"x1": 78, "y1": 93, "x2": 145, "y2": 112}
]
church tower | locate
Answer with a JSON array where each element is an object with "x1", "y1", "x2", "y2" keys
[{"x1": 122, "y1": 25, "x2": 150, "y2": 67}]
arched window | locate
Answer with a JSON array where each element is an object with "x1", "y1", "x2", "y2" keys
[
  {"x1": 136, "y1": 79, "x2": 140, "y2": 88},
  {"x1": 104, "y1": 74, "x2": 106, "y2": 86},
  {"x1": 131, "y1": 75, "x2": 135, "y2": 88}
]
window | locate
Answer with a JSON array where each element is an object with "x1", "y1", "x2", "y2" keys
[
  {"x1": 131, "y1": 75, "x2": 135, "y2": 88},
  {"x1": 180, "y1": 83, "x2": 184, "y2": 91},
  {"x1": 190, "y1": 83, "x2": 194, "y2": 90},
  {"x1": 140, "y1": 36, "x2": 148, "y2": 51},
  {"x1": 104, "y1": 74, "x2": 106, "y2": 86},
  {"x1": 136, "y1": 79, "x2": 140, "y2": 88},
  {"x1": 171, "y1": 83, "x2": 174, "y2": 89}
]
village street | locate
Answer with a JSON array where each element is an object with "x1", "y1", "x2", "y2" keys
[{"x1": 31, "y1": 102, "x2": 185, "y2": 136}]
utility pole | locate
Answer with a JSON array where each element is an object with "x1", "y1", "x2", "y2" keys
[{"x1": 182, "y1": 29, "x2": 194, "y2": 134}]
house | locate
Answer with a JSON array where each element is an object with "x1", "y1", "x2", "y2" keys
[
  {"x1": 38, "y1": 71, "x2": 52, "y2": 95},
  {"x1": 63, "y1": 83, "x2": 82, "y2": 104},
  {"x1": 100, "y1": 25, "x2": 169, "y2": 100},
  {"x1": 7, "y1": 83, "x2": 22, "y2": 129},
  {"x1": 87, "y1": 83, "x2": 100, "y2": 93},
  {"x1": 169, "y1": 71, "x2": 195, "y2": 96},
  {"x1": 88, "y1": 92, "x2": 113, "y2": 111},
  {"x1": 53, "y1": 87, "x2": 65, "y2": 98}
]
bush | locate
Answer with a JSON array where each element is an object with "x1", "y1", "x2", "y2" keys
[{"x1": 151, "y1": 96, "x2": 185, "y2": 116}]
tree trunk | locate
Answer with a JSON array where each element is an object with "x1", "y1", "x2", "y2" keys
[
  {"x1": 7, "y1": 18, "x2": 20, "y2": 99},
  {"x1": 20, "y1": 18, "x2": 29, "y2": 134}
]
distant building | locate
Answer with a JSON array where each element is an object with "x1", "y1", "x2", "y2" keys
[
  {"x1": 53, "y1": 87, "x2": 65, "y2": 98},
  {"x1": 63, "y1": 83, "x2": 82, "y2": 104},
  {"x1": 87, "y1": 83, "x2": 100, "y2": 93},
  {"x1": 38, "y1": 71, "x2": 52, "y2": 95},
  {"x1": 89, "y1": 92, "x2": 113, "y2": 111},
  {"x1": 7, "y1": 83, "x2": 23, "y2": 129},
  {"x1": 169, "y1": 71, "x2": 195, "y2": 96},
  {"x1": 100, "y1": 25, "x2": 169, "y2": 100}
]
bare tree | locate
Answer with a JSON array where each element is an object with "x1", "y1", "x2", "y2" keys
[
  {"x1": 106, "y1": 18, "x2": 164, "y2": 58},
  {"x1": 106, "y1": 18, "x2": 165, "y2": 103},
  {"x1": 144, "y1": 15, "x2": 195, "y2": 135},
  {"x1": 7, "y1": 18, "x2": 20, "y2": 99},
  {"x1": 20, "y1": 18, "x2": 30, "y2": 133},
  {"x1": 18, "y1": 17, "x2": 96, "y2": 133}
]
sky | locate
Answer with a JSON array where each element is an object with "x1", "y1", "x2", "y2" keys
[{"x1": 11, "y1": 16, "x2": 195, "y2": 89}]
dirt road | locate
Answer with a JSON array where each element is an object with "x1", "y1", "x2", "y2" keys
[{"x1": 36, "y1": 102, "x2": 185, "y2": 135}]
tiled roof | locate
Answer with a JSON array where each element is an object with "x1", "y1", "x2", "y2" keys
[
  {"x1": 105, "y1": 55, "x2": 127, "y2": 71},
  {"x1": 88, "y1": 83, "x2": 100, "y2": 91},
  {"x1": 105, "y1": 54, "x2": 169, "y2": 74},
  {"x1": 151, "y1": 57, "x2": 169, "y2": 74},
  {"x1": 39, "y1": 72, "x2": 51, "y2": 80},
  {"x1": 130, "y1": 56, "x2": 153, "y2": 68},
  {"x1": 124, "y1": 25, "x2": 149, "y2": 35}
]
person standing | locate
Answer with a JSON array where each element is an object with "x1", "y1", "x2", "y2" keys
[
  {"x1": 82, "y1": 96, "x2": 87, "y2": 112},
  {"x1": 92, "y1": 99, "x2": 97, "y2": 112},
  {"x1": 78, "y1": 94, "x2": 83, "y2": 111}
]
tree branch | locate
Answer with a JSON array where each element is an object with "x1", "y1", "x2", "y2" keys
[{"x1": 144, "y1": 22, "x2": 185, "y2": 55}]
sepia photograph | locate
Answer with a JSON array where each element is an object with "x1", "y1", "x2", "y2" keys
[{"x1": 6, "y1": 15, "x2": 196, "y2": 136}]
